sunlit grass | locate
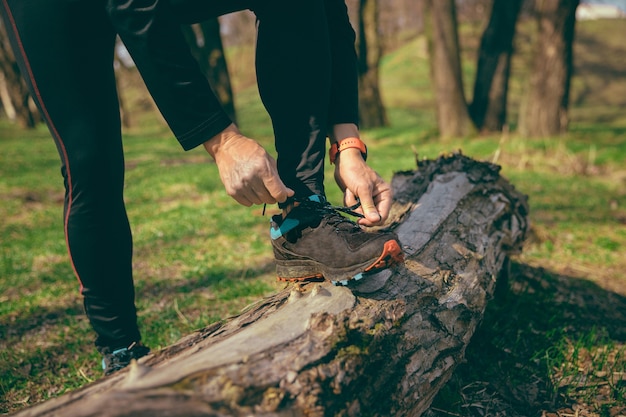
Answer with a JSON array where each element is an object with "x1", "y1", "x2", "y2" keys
[{"x1": 1, "y1": 17, "x2": 626, "y2": 416}]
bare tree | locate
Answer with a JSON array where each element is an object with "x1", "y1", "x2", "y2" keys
[
  {"x1": 0, "y1": 20, "x2": 40, "y2": 128},
  {"x1": 424, "y1": 0, "x2": 473, "y2": 138},
  {"x1": 469, "y1": 0, "x2": 524, "y2": 132},
  {"x1": 182, "y1": 18, "x2": 237, "y2": 124},
  {"x1": 357, "y1": 0, "x2": 388, "y2": 129},
  {"x1": 378, "y1": 0, "x2": 425, "y2": 52},
  {"x1": 518, "y1": 0, "x2": 580, "y2": 137}
]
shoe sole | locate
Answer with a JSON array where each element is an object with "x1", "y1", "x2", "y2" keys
[{"x1": 276, "y1": 240, "x2": 404, "y2": 286}]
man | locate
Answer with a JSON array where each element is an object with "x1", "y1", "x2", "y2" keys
[{"x1": 1, "y1": 0, "x2": 403, "y2": 375}]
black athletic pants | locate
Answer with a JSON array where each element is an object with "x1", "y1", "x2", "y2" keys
[{"x1": 1, "y1": 0, "x2": 358, "y2": 351}]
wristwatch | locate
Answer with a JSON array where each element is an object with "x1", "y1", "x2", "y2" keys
[{"x1": 329, "y1": 137, "x2": 368, "y2": 164}]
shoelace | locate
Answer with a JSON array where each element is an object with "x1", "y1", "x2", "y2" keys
[
  {"x1": 298, "y1": 199, "x2": 365, "y2": 232},
  {"x1": 329, "y1": 201, "x2": 365, "y2": 218},
  {"x1": 263, "y1": 199, "x2": 365, "y2": 219}
]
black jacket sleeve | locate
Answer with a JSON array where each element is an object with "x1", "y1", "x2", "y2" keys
[{"x1": 106, "y1": 0, "x2": 232, "y2": 150}]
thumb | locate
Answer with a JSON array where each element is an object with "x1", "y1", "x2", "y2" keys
[{"x1": 357, "y1": 192, "x2": 381, "y2": 224}]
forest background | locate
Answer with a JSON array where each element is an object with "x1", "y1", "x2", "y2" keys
[{"x1": 1, "y1": 0, "x2": 625, "y2": 416}]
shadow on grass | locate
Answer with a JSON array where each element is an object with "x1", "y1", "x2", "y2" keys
[
  {"x1": 0, "y1": 261, "x2": 276, "y2": 350},
  {"x1": 135, "y1": 260, "x2": 277, "y2": 299},
  {"x1": 0, "y1": 261, "x2": 279, "y2": 414},
  {"x1": 0, "y1": 304, "x2": 85, "y2": 344},
  {"x1": 429, "y1": 261, "x2": 626, "y2": 417},
  {"x1": 4, "y1": 259, "x2": 625, "y2": 416},
  {"x1": 570, "y1": 124, "x2": 626, "y2": 137}
]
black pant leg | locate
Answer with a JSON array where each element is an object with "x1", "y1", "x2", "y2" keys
[
  {"x1": 105, "y1": 0, "x2": 233, "y2": 151},
  {"x1": 253, "y1": 0, "x2": 333, "y2": 198},
  {"x1": 325, "y1": 0, "x2": 359, "y2": 127},
  {"x1": 1, "y1": 0, "x2": 141, "y2": 351},
  {"x1": 253, "y1": 1, "x2": 359, "y2": 199}
]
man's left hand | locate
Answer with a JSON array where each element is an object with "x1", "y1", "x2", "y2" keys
[{"x1": 333, "y1": 148, "x2": 392, "y2": 227}]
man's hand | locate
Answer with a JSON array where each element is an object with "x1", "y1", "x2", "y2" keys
[
  {"x1": 204, "y1": 124, "x2": 294, "y2": 206},
  {"x1": 333, "y1": 148, "x2": 392, "y2": 227}
]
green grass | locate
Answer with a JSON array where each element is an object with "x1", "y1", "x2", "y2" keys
[{"x1": 2, "y1": 18, "x2": 626, "y2": 416}]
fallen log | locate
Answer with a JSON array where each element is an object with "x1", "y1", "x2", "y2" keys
[{"x1": 13, "y1": 153, "x2": 529, "y2": 417}]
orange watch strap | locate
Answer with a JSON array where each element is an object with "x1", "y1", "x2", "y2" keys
[{"x1": 329, "y1": 137, "x2": 368, "y2": 164}]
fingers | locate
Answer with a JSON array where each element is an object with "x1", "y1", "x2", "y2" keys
[
  {"x1": 333, "y1": 150, "x2": 393, "y2": 227},
  {"x1": 374, "y1": 187, "x2": 393, "y2": 223},
  {"x1": 213, "y1": 135, "x2": 294, "y2": 207},
  {"x1": 229, "y1": 180, "x2": 294, "y2": 207},
  {"x1": 340, "y1": 171, "x2": 391, "y2": 227},
  {"x1": 344, "y1": 188, "x2": 359, "y2": 208},
  {"x1": 344, "y1": 186, "x2": 385, "y2": 227},
  {"x1": 357, "y1": 191, "x2": 381, "y2": 225},
  {"x1": 351, "y1": 182, "x2": 393, "y2": 227},
  {"x1": 238, "y1": 166, "x2": 294, "y2": 206},
  {"x1": 263, "y1": 172, "x2": 295, "y2": 204}
]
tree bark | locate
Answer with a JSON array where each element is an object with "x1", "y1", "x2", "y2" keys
[
  {"x1": 113, "y1": 44, "x2": 132, "y2": 129},
  {"x1": 518, "y1": 0, "x2": 580, "y2": 138},
  {"x1": 469, "y1": 0, "x2": 523, "y2": 132},
  {"x1": 0, "y1": 20, "x2": 40, "y2": 128},
  {"x1": 424, "y1": 0, "x2": 473, "y2": 138},
  {"x1": 12, "y1": 154, "x2": 528, "y2": 417},
  {"x1": 183, "y1": 19, "x2": 237, "y2": 124},
  {"x1": 357, "y1": 0, "x2": 388, "y2": 129}
]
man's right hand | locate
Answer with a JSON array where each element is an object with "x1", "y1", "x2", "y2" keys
[{"x1": 203, "y1": 124, "x2": 294, "y2": 207}]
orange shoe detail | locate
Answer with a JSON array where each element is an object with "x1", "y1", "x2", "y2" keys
[{"x1": 364, "y1": 240, "x2": 404, "y2": 273}]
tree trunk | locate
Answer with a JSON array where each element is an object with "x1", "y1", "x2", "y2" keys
[
  {"x1": 113, "y1": 45, "x2": 132, "y2": 129},
  {"x1": 469, "y1": 0, "x2": 523, "y2": 132},
  {"x1": 518, "y1": 0, "x2": 579, "y2": 138},
  {"x1": 0, "y1": 71, "x2": 16, "y2": 120},
  {"x1": 357, "y1": 0, "x2": 388, "y2": 129},
  {"x1": 424, "y1": 0, "x2": 473, "y2": 138},
  {"x1": 12, "y1": 154, "x2": 528, "y2": 417},
  {"x1": 0, "y1": 20, "x2": 40, "y2": 128},
  {"x1": 183, "y1": 19, "x2": 237, "y2": 124}
]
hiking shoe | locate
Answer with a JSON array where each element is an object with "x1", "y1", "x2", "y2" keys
[
  {"x1": 270, "y1": 195, "x2": 404, "y2": 285},
  {"x1": 101, "y1": 341, "x2": 150, "y2": 375}
]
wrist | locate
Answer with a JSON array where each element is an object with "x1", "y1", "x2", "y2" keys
[
  {"x1": 203, "y1": 123, "x2": 240, "y2": 159},
  {"x1": 329, "y1": 123, "x2": 359, "y2": 144},
  {"x1": 329, "y1": 137, "x2": 367, "y2": 164},
  {"x1": 334, "y1": 148, "x2": 364, "y2": 164}
]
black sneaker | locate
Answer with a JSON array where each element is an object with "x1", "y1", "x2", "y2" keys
[
  {"x1": 101, "y1": 341, "x2": 150, "y2": 375},
  {"x1": 270, "y1": 195, "x2": 404, "y2": 285}
]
